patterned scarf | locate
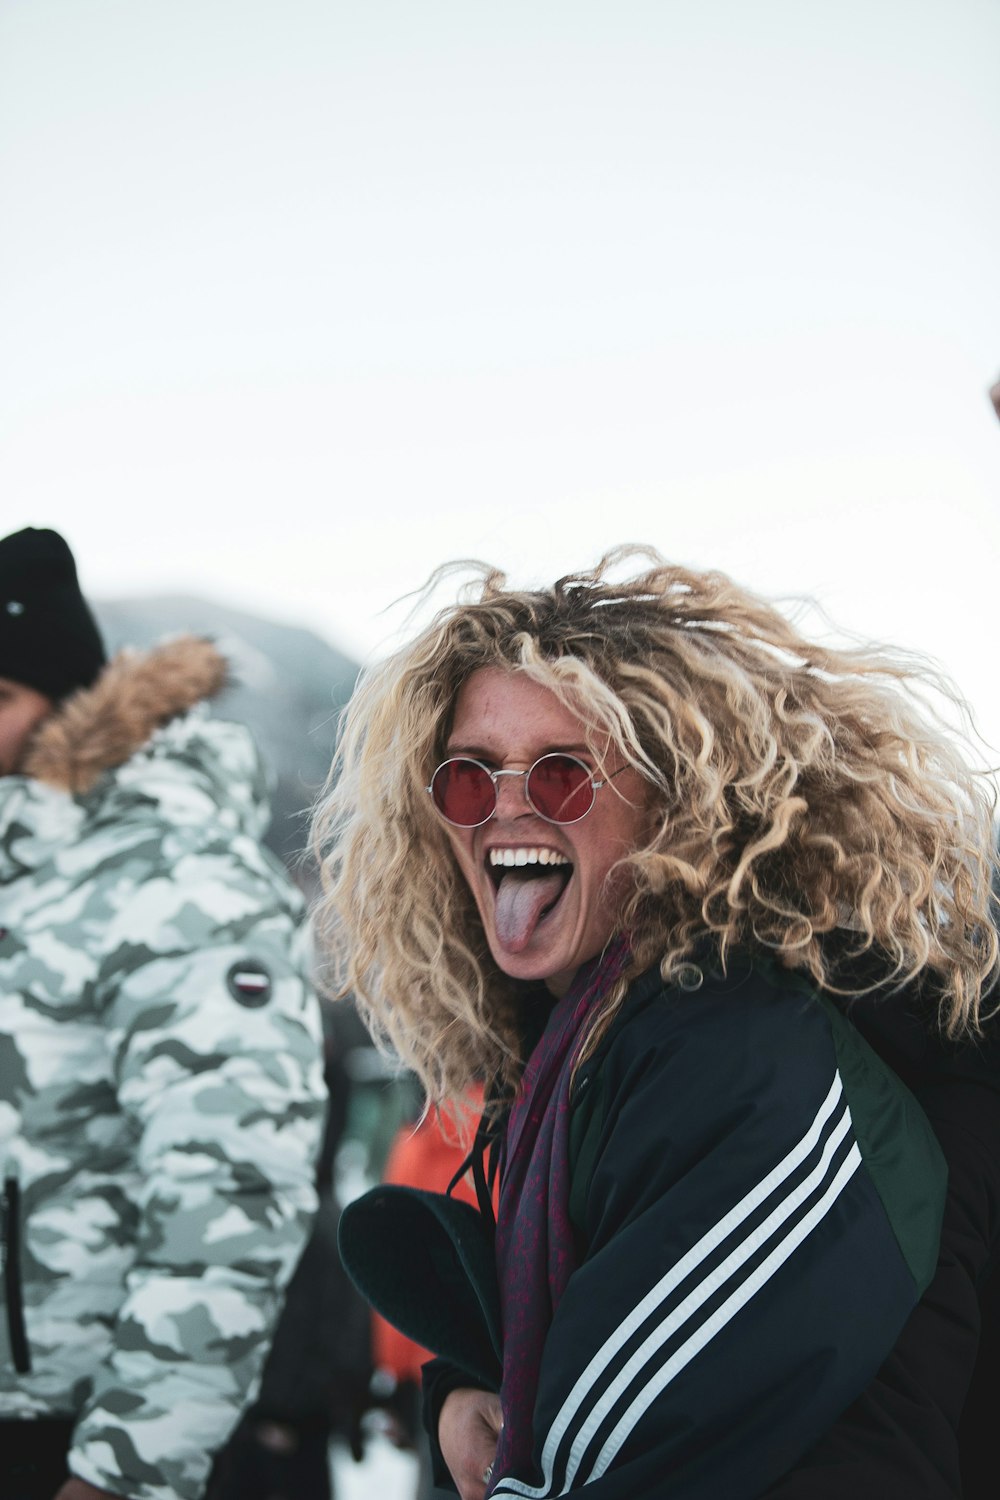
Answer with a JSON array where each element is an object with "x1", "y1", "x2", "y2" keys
[{"x1": 491, "y1": 937, "x2": 632, "y2": 1488}]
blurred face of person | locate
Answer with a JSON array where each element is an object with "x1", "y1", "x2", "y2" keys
[
  {"x1": 439, "y1": 667, "x2": 651, "y2": 996},
  {"x1": 0, "y1": 678, "x2": 52, "y2": 775}
]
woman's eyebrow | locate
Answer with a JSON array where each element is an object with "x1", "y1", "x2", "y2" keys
[{"x1": 444, "y1": 741, "x2": 596, "y2": 759}]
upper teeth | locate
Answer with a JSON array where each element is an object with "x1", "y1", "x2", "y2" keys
[{"x1": 488, "y1": 848, "x2": 570, "y2": 868}]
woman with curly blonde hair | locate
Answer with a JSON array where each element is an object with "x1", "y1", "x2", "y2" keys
[{"x1": 320, "y1": 548, "x2": 999, "y2": 1500}]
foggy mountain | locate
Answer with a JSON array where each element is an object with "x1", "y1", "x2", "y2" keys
[{"x1": 95, "y1": 595, "x2": 359, "y2": 875}]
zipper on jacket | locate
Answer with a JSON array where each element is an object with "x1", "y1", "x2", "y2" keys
[{"x1": 2, "y1": 1164, "x2": 31, "y2": 1373}]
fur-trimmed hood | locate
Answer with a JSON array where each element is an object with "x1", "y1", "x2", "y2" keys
[
  {"x1": 22, "y1": 635, "x2": 229, "y2": 793},
  {"x1": 1, "y1": 638, "x2": 272, "y2": 874}
]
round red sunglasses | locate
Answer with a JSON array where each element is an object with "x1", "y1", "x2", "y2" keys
[{"x1": 427, "y1": 753, "x2": 623, "y2": 828}]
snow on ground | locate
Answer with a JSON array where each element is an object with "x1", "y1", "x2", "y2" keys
[{"x1": 331, "y1": 1434, "x2": 420, "y2": 1500}]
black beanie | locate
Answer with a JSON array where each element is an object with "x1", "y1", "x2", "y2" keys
[{"x1": 0, "y1": 527, "x2": 107, "y2": 701}]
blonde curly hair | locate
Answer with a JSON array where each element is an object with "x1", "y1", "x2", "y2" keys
[{"x1": 312, "y1": 547, "x2": 999, "y2": 1106}]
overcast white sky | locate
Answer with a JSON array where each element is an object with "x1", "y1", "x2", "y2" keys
[{"x1": 2, "y1": 1, "x2": 999, "y2": 746}]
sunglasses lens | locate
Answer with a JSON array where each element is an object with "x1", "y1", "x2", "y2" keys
[
  {"x1": 526, "y1": 755, "x2": 594, "y2": 823},
  {"x1": 431, "y1": 759, "x2": 496, "y2": 826}
]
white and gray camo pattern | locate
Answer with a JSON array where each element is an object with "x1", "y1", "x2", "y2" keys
[{"x1": 0, "y1": 705, "x2": 325, "y2": 1500}]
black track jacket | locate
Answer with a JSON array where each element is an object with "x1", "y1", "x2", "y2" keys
[{"x1": 342, "y1": 954, "x2": 951, "y2": 1498}]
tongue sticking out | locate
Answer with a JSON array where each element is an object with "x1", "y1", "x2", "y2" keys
[{"x1": 493, "y1": 868, "x2": 569, "y2": 953}]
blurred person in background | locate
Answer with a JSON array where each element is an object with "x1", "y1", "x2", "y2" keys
[
  {"x1": 0, "y1": 527, "x2": 325, "y2": 1500},
  {"x1": 320, "y1": 548, "x2": 1000, "y2": 1500}
]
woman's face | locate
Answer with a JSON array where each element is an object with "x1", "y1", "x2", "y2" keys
[{"x1": 439, "y1": 667, "x2": 651, "y2": 996}]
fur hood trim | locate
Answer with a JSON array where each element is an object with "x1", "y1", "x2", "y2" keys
[{"x1": 23, "y1": 636, "x2": 229, "y2": 794}]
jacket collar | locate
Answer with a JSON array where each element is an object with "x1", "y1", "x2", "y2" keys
[
  {"x1": 20, "y1": 636, "x2": 227, "y2": 794},
  {"x1": 1, "y1": 638, "x2": 228, "y2": 880}
]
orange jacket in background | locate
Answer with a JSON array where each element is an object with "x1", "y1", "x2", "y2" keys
[{"x1": 372, "y1": 1090, "x2": 491, "y2": 1382}]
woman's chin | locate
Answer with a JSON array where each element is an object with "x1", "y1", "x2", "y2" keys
[
  {"x1": 488, "y1": 936, "x2": 573, "y2": 992},
  {"x1": 485, "y1": 923, "x2": 602, "y2": 996}
]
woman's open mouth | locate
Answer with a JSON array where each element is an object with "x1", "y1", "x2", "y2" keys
[{"x1": 487, "y1": 847, "x2": 573, "y2": 952}]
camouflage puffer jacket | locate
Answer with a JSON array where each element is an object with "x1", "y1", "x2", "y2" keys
[{"x1": 0, "y1": 638, "x2": 325, "y2": 1500}]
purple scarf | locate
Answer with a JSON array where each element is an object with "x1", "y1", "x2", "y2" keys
[{"x1": 491, "y1": 938, "x2": 631, "y2": 1488}]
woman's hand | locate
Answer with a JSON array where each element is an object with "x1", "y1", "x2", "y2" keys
[{"x1": 439, "y1": 1386, "x2": 504, "y2": 1500}]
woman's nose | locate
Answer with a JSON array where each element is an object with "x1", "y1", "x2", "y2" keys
[{"x1": 493, "y1": 768, "x2": 531, "y2": 818}]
